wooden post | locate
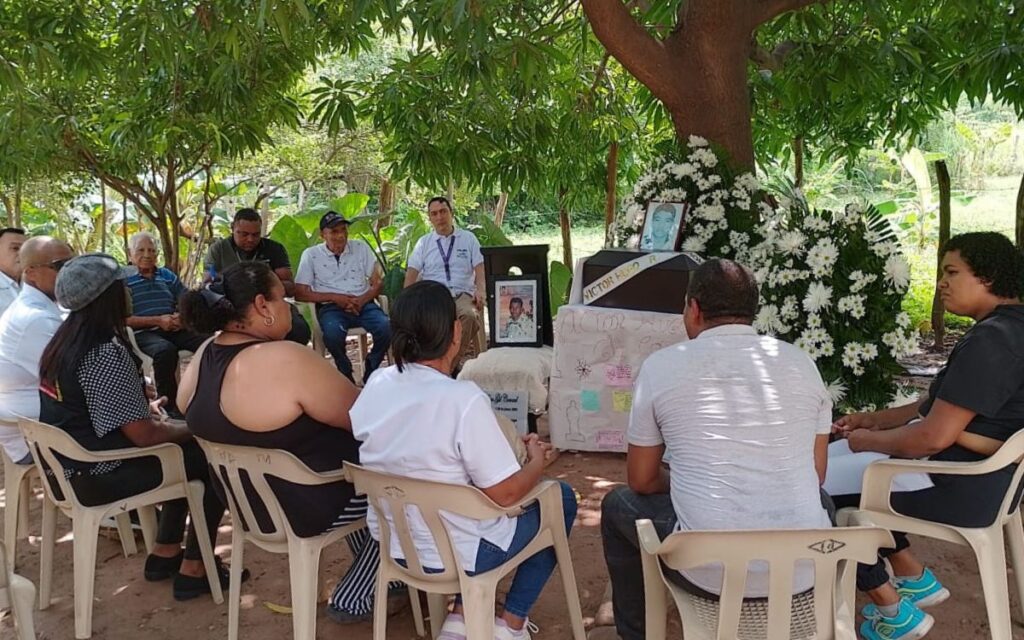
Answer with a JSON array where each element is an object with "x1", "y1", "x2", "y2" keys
[
  {"x1": 558, "y1": 187, "x2": 573, "y2": 268},
  {"x1": 793, "y1": 136, "x2": 804, "y2": 188},
  {"x1": 931, "y1": 160, "x2": 952, "y2": 350},
  {"x1": 494, "y1": 192, "x2": 509, "y2": 227},
  {"x1": 604, "y1": 141, "x2": 619, "y2": 238}
]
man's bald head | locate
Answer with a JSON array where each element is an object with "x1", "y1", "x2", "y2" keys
[{"x1": 20, "y1": 237, "x2": 74, "y2": 299}]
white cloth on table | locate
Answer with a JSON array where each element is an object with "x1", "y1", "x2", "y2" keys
[
  {"x1": 408, "y1": 227, "x2": 483, "y2": 297},
  {"x1": 295, "y1": 240, "x2": 377, "y2": 297},
  {"x1": 457, "y1": 346, "x2": 552, "y2": 413},
  {"x1": 824, "y1": 438, "x2": 934, "y2": 497}
]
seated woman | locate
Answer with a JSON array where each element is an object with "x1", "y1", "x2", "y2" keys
[
  {"x1": 38, "y1": 253, "x2": 237, "y2": 601},
  {"x1": 353, "y1": 280, "x2": 577, "y2": 640},
  {"x1": 177, "y1": 261, "x2": 402, "y2": 624},
  {"x1": 833, "y1": 231, "x2": 1024, "y2": 640}
]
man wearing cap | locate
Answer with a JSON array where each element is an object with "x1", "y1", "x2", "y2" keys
[
  {"x1": 295, "y1": 211, "x2": 390, "y2": 383},
  {"x1": 0, "y1": 227, "x2": 27, "y2": 317},
  {"x1": 403, "y1": 197, "x2": 486, "y2": 366},
  {"x1": 0, "y1": 236, "x2": 73, "y2": 465},
  {"x1": 204, "y1": 207, "x2": 311, "y2": 345},
  {"x1": 126, "y1": 231, "x2": 210, "y2": 417}
]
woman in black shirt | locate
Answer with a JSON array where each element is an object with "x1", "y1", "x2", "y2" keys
[{"x1": 39, "y1": 253, "x2": 238, "y2": 601}]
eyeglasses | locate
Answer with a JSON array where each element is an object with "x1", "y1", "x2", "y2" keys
[{"x1": 31, "y1": 258, "x2": 70, "y2": 272}]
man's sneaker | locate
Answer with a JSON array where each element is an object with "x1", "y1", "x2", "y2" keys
[
  {"x1": 437, "y1": 613, "x2": 467, "y2": 640},
  {"x1": 859, "y1": 598, "x2": 934, "y2": 640},
  {"x1": 493, "y1": 617, "x2": 539, "y2": 640},
  {"x1": 863, "y1": 569, "x2": 950, "y2": 619}
]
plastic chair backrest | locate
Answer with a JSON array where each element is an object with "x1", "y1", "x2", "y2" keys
[
  {"x1": 195, "y1": 438, "x2": 339, "y2": 545},
  {"x1": 647, "y1": 524, "x2": 893, "y2": 640},
  {"x1": 344, "y1": 463, "x2": 513, "y2": 584},
  {"x1": 18, "y1": 418, "x2": 97, "y2": 512},
  {"x1": 0, "y1": 540, "x2": 10, "y2": 609},
  {"x1": 987, "y1": 429, "x2": 1024, "y2": 524}
]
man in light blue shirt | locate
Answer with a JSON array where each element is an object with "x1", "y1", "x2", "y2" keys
[{"x1": 0, "y1": 236, "x2": 73, "y2": 463}]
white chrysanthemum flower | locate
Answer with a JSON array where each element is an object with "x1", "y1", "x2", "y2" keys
[
  {"x1": 825, "y1": 379, "x2": 847, "y2": 404},
  {"x1": 896, "y1": 312, "x2": 912, "y2": 328},
  {"x1": 757, "y1": 202, "x2": 774, "y2": 217},
  {"x1": 849, "y1": 270, "x2": 878, "y2": 293},
  {"x1": 871, "y1": 241, "x2": 899, "y2": 258},
  {"x1": 888, "y1": 387, "x2": 919, "y2": 408},
  {"x1": 803, "y1": 282, "x2": 833, "y2": 313},
  {"x1": 754, "y1": 304, "x2": 785, "y2": 335},
  {"x1": 837, "y1": 294, "x2": 867, "y2": 319},
  {"x1": 806, "y1": 313, "x2": 822, "y2": 328},
  {"x1": 884, "y1": 254, "x2": 912, "y2": 292},
  {"x1": 777, "y1": 230, "x2": 807, "y2": 255},
  {"x1": 806, "y1": 238, "x2": 839, "y2": 278},
  {"x1": 781, "y1": 296, "x2": 800, "y2": 320},
  {"x1": 707, "y1": 174, "x2": 722, "y2": 186},
  {"x1": 735, "y1": 173, "x2": 760, "y2": 193},
  {"x1": 688, "y1": 135, "x2": 709, "y2": 147},
  {"x1": 698, "y1": 204, "x2": 725, "y2": 222},
  {"x1": 802, "y1": 215, "x2": 830, "y2": 233},
  {"x1": 682, "y1": 236, "x2": 706, "y2": 253},
  {"x1": 626, "y1": 203, "x2": 644, "y2": 226}
]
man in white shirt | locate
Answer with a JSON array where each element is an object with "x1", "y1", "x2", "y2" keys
[
  {"x1": 295, "y1": 211, "x2": 389, "y2": 383},
  {"x1": 0, "y1": 236, "x2": 73, "y2": 463},
  {"x1": 597, "y1": 259, "x2": 833, "y2": 640},
  {"x1": 404, "y1": 197, "x2": 485, "y2": 367},
  {"x1": 0, "y1": 227, "x2": 27, "y2": 316}
]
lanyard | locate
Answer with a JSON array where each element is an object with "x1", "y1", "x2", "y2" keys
[{"x1": 436, "y1": 235, "x2": 456, "y2": 284}]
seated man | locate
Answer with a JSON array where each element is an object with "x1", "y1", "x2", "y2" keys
[
  {"x1": 0, "y1": 236, "x2": 73, "y2": 463},
  {"x1": 597, "y1": 259, "x2": 834, "y2": 640},
  {"x1": 126, "y1": 232, "x2": 209, "y2": 417},
  {"x1": 295, "y1": 211, "x2": 390, "y2": 383},
  {"x1": 204, "y1": 207, "x2": 311, "y2": 346},
  {"x1": 403, "y1": 196, "x2": 485, "y2": 367},
  {"x1": 0, "y1": 227, "x2": 26, "y2": 316}
]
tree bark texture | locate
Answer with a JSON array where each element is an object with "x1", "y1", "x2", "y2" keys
[
  {"x1": 100, "y1": 182, "x2": 108, "y2": 253},
  {"x1": 792, "y1": 136, "x2": 804, "y2": 187},
  {"x1": 494, "y1": 192, "x2": 509, "y2": 227},
  {"x1": 1016, "y1": 170, "x2": 1024, "y2": 249},
  {"x1": 378, "y1": 178, "x2": 396, "y2": 229},
  {"x1": 604, "y1": 141, "x2": 619, "y2": 237},
  {"x1": 931, "y1": 160, "x2": 952, "y2": 350},
  {"x1": 558, "y1": 187, "x2": 573, "y2": 268},
  {"x1": 581, "y1": 0, "x2": 827, "y2": 169},
  {"x1": 122, "y1": 196, "x2": 130, "y2": 260}
]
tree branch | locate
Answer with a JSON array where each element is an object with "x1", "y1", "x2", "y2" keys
[
  {"x1": 581, "y1": 0, "x2": 675, "y2": 106},
  {"x1": 753, "y1": 0, "x2": 829, "y2": 26}
]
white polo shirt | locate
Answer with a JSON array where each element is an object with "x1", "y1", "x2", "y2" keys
[
  {"x1": 352, "y1": 363, "x2": 520, "y2": 572},
  {"x1": 629, "y1": 324, "x2": 832, "y2": 597},
  {"x1": 0, "y1": 284, "x2": 63, "y2": 461},
  {"x1": 408, "y1": 228, "x2": 483, "y2": 296},
  {"x1": 295, "y1": 240, "x2": 377, "y2": 297},
  {"x1": 0, "y1": 271, "x2": 20, "y2": 317}
]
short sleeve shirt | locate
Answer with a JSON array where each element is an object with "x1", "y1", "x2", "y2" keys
[
  {"x1": 295, "y1": 241, "x2": 377, "y2": 297},
  {"x1": 204, "y1": 237, "x2": 291, "y2": 278},
  {"x1": 408, "y1": 228, "x2": 484, "y2": 296},
  {"x1": 126, "y1": 267, "x2": 185, "y2": 319},
  {"x1": 0, "y1": 271, "x2": 20, "y2": 317},
  {"x1": 921, "y1": 305, "x2": 1024, "y2": 443}
]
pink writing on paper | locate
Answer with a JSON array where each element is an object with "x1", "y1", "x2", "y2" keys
[
  {"x1": 604, "y1": 364, "x2": 633, "y2": 387},
  {"x1": 596, "y1": 430, "x2": 625, "y2": 450}
]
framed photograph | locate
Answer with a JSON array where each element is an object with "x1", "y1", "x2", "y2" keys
[
  {"x1": 488, "y1": 275, "x2": 543, "y2": 347},
  {"x1": 639, "y1": 201, "x2": 689, "y2": 252}
]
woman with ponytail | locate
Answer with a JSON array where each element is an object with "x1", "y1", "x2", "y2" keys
[
  {"x1": 178, "y1": 261, "x2": 404, "y2": 624},
  {"x1": 352, "y1": 280, "x2": 577, "y2": 640}
]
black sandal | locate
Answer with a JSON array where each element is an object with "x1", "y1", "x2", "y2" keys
[
  {"x1": 144, "y1": 551, "x2": 184, "y2": 582},
  {"x1": 173, "y1": 557, "x2": 249, "y2": 601}
]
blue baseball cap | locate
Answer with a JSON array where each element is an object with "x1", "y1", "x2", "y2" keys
[{"x1": 319, "y1": 211, "x2": 352, "y2": 230}]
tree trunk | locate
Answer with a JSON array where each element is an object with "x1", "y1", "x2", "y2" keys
[
  {"x1": 494, "y1": 192, "x2": 509, "y2": 227},
  {"x1": 558, "y1": 187, "x2": 573, "y2": 268},
  {"x1": 378, "y1": 178, "x2": 396, "y2": 229},
  {"x1": 122, "y1": 196, "x2": 130, "y2": 260},
  {"x1": 604, "y1": 141, "x2": 619, "y2": 239},
  {"x1": 297, "y1": 181, "x2": 306, "y2": 211},
  {"x1": 100, "y1": 181, "x2": 108, "y2": 253},
  {"x1": 260, "y1": 184, "x2": 271, "y2": 234},
  {"x1": 446, "y1": 180, "x2": 455, "y2": 207},
  {"x1": 1016, "y1": 170, "x2": 1024, "y2": 249},
  {"x1": 11, "y1": 179, "x2": 21, "y2": 228},
  {"x1": 792, "y1": 136, "x2": 805, "y2": 187},
  {"x1": 0, "y1": 192, "x2": 13, "y2": 227},
  {"x1": 931, "y1": 160, "x2": 952, "y2": 350}
]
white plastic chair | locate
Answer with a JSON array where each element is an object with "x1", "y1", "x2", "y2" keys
[
  {"x1": 305, "y1": 296, "x2": 390, "y2": 381},
  {"x1": 194, "y1": 438, "x2": 419, "y2": 640},
  {"x1": 126, "y1": 327, "x2": 193, "y2": 382},
  {"x1": 19, "y1": 418, "x2": 223, "y2": 639},
  {"x1": 845, "y1": 428, "x2": 1024, "y2": 640},
  {"x1": 637, "y1": 521, "x2": 894, "y2": 640},
  {"x1": 344, "y1": 463, "x2": 586, "y2": 640},
  {"x1": 0, "y1": 540, "x2": 35, "y2": 639}
]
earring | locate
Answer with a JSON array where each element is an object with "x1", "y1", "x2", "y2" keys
[{"x1": 264, "y1": 315, "x2": 275, "y2": 327}]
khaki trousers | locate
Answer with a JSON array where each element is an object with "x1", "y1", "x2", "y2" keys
[{"x1": 454, "y1": 293, "x2": 484, "y2": 365}]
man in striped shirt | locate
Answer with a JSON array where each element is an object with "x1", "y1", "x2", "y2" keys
[{"x1": 125, "y1": 232, "x2": 209, "y2": 417}]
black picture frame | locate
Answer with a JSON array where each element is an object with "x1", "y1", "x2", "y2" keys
[{"x1": 487, "y1": 274, "x2": 544, "y2": 348}]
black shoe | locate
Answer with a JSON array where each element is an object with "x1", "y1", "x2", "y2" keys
[
  {"x1": 144, "y1": 551, "x2": 183, "y2": 582},
  {"x1": 173, "y1": 557, "x2": 249, "y2": 601}
]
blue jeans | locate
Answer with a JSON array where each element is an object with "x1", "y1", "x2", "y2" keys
[
  {"x1": 467, "y1": 480, "x2": 577, "y2": 619},
  {"x1": 317, "y1": 302, "x2": 391, "y2": 383}
]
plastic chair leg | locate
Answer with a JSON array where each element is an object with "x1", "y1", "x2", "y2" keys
[
  {"x1": 287, "y1": 540, "x2": 322, "y2": 640},
  {"x1": 38, "y1": 498, "x2": 57, "y2": 609},
  {"x1": 553, "y1": 538, "x2": 588, "y2": 640},
  {"x1": 4, "y1": 479, "x2": 20, "y2": 572},
  {"x1": 426, "y1": 593, "x2": 447, "y2": 639},
  {"x1": 227, "y1": 530, "x2": 244, "y2": 640},
  {"x1": 372, "y1": 566, "x2": 390, "y2": 640},
  {"x1": 115, "y1": 512, "x2": 137, "y2": 557},
  {"x1": 968, "y1": 530, "x2": 1013, "y2": 640},
  {"x1": 640, "y1": 555, "x2": 668, "y2": 640},
  {"x1": 72, "y1": 512, "x2": 102, "y2": 639},
  {"x1": 461, "y1": 580, "x2": 498, "y2": 640},
  {"x1": 408, "y1": 586, "x2": 426, "y2": 637},
  {"x1": 185, "y1": 482, "x2": 224, "y2": 604},
  {"x1": 1004, "y1": 512, "x2": 1024, "y2": 618},
  {"x1": 137, "y1": 506, "x2": 158, "y2": 555},
  {"x1": 9, "y1": 573, "x2": 37, "y2": 640}
]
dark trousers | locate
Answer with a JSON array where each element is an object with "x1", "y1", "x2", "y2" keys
[
  {"x1": 285, "y1": 304, "x2": 312, "y2": 346},
  {"x1": 69, "y1": 440, "x2": 225, "y2": 561},
  {"x1": 317, "y1": 302, "x2": 391, "y2": 383},
  {"x1": 134, "y1": 329, "x2": 209, "y2": 413}
]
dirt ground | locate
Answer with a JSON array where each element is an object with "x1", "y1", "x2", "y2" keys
[{"x1": 1, "y1": 441, "x2": 1021, "y2": 640}]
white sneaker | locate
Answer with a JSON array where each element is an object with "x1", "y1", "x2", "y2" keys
[
  {"x1": 438, "y1": 613, "x2": 467, "y2": 640},
  {"x1": 494, "y1": 617, "x2": 539, "y2": 640}
]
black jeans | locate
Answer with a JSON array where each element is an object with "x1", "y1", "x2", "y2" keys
[
  {"x1": 69, "y1": 440, "x2": 225, "y2": 561},
  {"x1": 134, "y1": 329, "x2": 210, "y2": 413},
  {"x1": 285, "y1": 304, "x2": 312, "y2": 346}
]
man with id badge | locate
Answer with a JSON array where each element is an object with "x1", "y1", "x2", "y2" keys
[{"x1": 403, "y1": 197, "x2": 486, "y2": 368}]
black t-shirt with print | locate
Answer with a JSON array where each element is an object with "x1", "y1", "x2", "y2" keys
[{"x1": 205, "y1": 237, "x2": 290, "y2": 277}]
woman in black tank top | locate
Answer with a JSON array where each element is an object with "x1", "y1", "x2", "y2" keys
[{"x1": 177, "y1": 261, "x2": 403, "y2": 624}]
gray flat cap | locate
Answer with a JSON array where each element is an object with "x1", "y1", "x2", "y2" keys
[{"x1": 55, "y1": 253, "x2": 137, "y2": 311}]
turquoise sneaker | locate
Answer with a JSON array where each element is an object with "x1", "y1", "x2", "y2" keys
[
  {"x1": 860, "y1": 598, "x2": 934, "y2": 640},
  {"x1": 863, "y1": 569, "x2": 950, "y2": 619}
]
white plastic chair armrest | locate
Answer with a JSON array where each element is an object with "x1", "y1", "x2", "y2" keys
[
  {"x1": 636, "y1": 518, "x2": 664, "y2": 555},
  {"x1": 859, "y1": 455, "x2": 1005, "y2": 513},
  {"x1": 75, "y1": 442, "x2": 187, "y2": 485}
]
